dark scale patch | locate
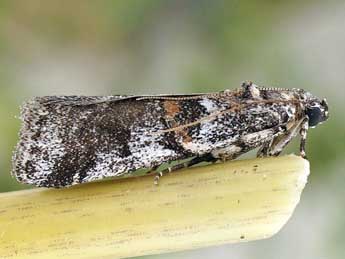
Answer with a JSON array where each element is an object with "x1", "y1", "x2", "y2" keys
[
  {"x1": 239, "y1": 106, "x2": 279, "y2": 133},
  {"x1": 96, "y1": 115, "x2": 133, "y2": 158},
  {"x1": 118, "y1": 130, "x2": 132, "y2": 157},
  {"x1": 161, "y1": 132, "x2": 190, "y2": 157},
  {"x1": 24, "y1": 161, "x2": 37, "y2": 181},
  {"x1": 48, "y1": 153, "x2": 76, "y2": 187},
  {"x1": 77, "y1": 155, "x2": 98, "y2": 184},
  {"x1": 175, "y1": 99, "x2": 208, "y2": 126}
]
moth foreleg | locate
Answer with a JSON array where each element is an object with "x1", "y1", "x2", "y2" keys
[
  {"x1": 146, "y1": 165, "x2": 160, "y2": 175},
  {"x1": 257, "y1": 118, "x2": 308, "y2": 158},
  {"x1": 257, "y1": 141, "x2": 272, "y2": 157},
  {"x1": 259, "y1": 120, "x2": 298, "y2": 157},
  {"x1": 154, "y1": 153, "x2": 217, "y2": 185},
  {"x1": 299, "y1": 118, "x2": 309, "y2": 159}
]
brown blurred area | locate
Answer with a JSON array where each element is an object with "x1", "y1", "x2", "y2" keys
[{"x1": 0, "y1": 1, "x2": 344, "y2": 258}]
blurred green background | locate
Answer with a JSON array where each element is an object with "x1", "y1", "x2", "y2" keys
[{"x1": 0, "y1": 0, "x2": 344, "y2": 258}]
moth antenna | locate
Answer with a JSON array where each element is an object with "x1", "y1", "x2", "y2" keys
[
  {"x1": 136, "y1": 93, "x2": 219, "y2": 101},
  {"x1": 259, "y1": 87, "x2": 298, "y2": 92}
]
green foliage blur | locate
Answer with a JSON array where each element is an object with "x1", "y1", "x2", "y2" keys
[{"x1": 0, "y1": 1, "x2": 344, "y2": 258}]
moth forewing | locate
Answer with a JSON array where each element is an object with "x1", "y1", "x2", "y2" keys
[{"x1": 12, "y1": 82, "x2": 329, "y2": 188}]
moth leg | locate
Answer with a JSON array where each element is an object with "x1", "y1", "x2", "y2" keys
[
  {"x1": 299, "y1": 118, "x2": 309, "y2": 159},
  {"x1": 154, "y1": 163, "x2": 187, "y2": 185},
  {"x1": 215, "y1": 149, "x2": 244, "y2": 162},
  {"x1": 154, "y1": 153, "x2": 217, "y2": 185},
  {"x1": 259, "y1": 126, "x2": 292, "y2": 157},
  {"x1": 259, "y1": 118, "x2": 306, "y2": 157},
  {"x1": 146, "y1": 165, "x2": 160, "y2": 175},
  {"x1": 257, "y1": 141, "x2": 272, "y2": 157}
]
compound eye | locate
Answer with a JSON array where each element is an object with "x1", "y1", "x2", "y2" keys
[{"x1": 306, "y1": 106, "x2": 323, "y2": 127}]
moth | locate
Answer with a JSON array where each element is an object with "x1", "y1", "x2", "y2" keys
[{"x1": 12, "y1": 81, "x2": 329, "y2": 188}]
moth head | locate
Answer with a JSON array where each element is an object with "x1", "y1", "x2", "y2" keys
[{"x1": 303, "y1": 93, "x2": 329, "y2": 127}]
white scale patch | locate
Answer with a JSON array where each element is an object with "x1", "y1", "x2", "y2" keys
[
  {"x1": 199, "y1": 98, "x2": 218, "y2": 113},
  {"x1": 127, "y1": 130, "x2": 176, "y2": 168},
  {"x1": 211, "y1": 145, "x2": 242, "y2": 158},
  {"x1": 241, "y1": 128, "x2": 276, "y2": 145}
]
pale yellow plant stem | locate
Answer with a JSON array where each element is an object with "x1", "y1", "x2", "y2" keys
[{"x1": 0, "y1": 155, "x2": 309, "y2": 259}]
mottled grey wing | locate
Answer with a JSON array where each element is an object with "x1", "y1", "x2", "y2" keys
[
  {"x1": 12, "y1": 93, "x2": 214, "y2": 188},
  {"x1": 12, "y1": 95, "x2": 149, "y2": 188}
]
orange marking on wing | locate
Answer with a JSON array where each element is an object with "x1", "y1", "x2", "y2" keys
[
  {"x1": 163, "y1": 101, "x2": 180, "y2": 117},
  {"x1": 179, "y1": 131, "x2": 192, "y2": 143},
  {"x1": 162, "y1": 100, "x2": 193, "y2": 142}
]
